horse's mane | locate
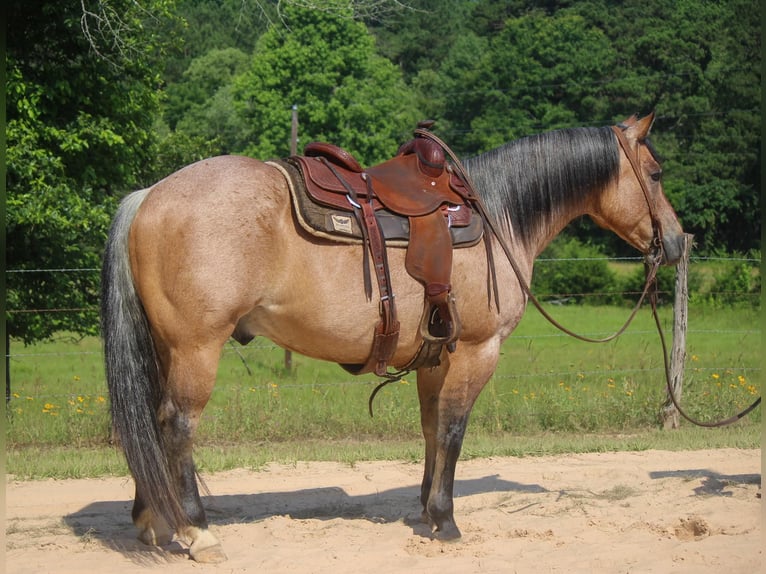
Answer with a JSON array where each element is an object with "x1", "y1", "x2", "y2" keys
[{"x1": 463, "y1": 126, "x2": 620, "y2": 246}]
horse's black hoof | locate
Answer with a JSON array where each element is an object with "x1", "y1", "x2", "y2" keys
[{"x1": 433, "y1": 522, "x2": 462, "y2": 541}]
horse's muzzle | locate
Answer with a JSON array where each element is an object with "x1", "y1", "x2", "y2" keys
[{"x1": 658, "y1": 233, "x2": 688, "y2": 266}]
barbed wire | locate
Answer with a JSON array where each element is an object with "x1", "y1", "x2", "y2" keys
[{"x1": 4, "y1": 255, "x2": 760, "y2": 274}]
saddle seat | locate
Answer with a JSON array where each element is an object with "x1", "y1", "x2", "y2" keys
[
  {"x1": 286, "y1": 123, "x2": 481, "y2": 377},
  {"x1": 300, "y1": 136, "x2": 472, "y2": 216}
]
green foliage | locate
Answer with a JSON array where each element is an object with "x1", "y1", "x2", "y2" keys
[
  {"x1": 164, "y1": 47, "x2": 250, "y2": 133},
  {"x1": 430, "y1": 7, "x2": 617, "y2": 153},
  {"x1": 5, "y1": 0, "x2": 182, "y2": 344},
  {"x1": 229, "y1": 3, "x2": 421, "y2": 163},
  {"x1": 532, "y1": 238, "x2": 620, "y2": 304},
  {"x1": 701, "y1": 257, "x2": 761, "y2": 308},
  {"x1": 367, "y1": 0, "x2": 471, "y2": 79},
  {"x1": 618, "y1": 263, "x2": 688, "y2": 307},
  {"x1": 418, "y1": 0, "x2": 760, "y2": 255},
  {"x1": 165, "y1": 0, "x2": 274, "y2": 82}
]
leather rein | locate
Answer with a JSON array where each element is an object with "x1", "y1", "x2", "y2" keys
[{"x1": 417, "y1": 127, "x2": 761, "y2": 428}]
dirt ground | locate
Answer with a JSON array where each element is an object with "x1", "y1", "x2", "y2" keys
[{"x1": 5, "y1": 448, "x2": 762, "y2": 573}]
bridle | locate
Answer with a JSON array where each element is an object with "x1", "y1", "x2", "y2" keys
[
  {"x1": 417, "y1": 126, "x2": 761, "y2": 428},
  {"x1": 611, "y1": 124, "x2": 665, "y2": 258}
]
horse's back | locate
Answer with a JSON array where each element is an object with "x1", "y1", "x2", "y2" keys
[{"x1": 144, "y1": 155, "x2": 282, "y2": 207}]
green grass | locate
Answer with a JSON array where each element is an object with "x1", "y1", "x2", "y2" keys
[{"x1": 5, "y1": 304, "x2": 761, "y2": 479}]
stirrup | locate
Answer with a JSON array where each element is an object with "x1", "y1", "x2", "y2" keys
[{"x1": 419, "y1": 293, "x2": 461, "y2": 347}]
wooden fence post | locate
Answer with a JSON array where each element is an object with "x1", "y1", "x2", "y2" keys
[
  {"x1": 660, "y1": 234, "x2": 694, "y2": 429},
  {"x1": 284, "y1": 104, "x2": 298, "y2": 373}
]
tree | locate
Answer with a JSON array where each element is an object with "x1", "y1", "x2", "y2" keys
[
  {"x1": 574, "y1": 0, "x2": 761, "y2": 254},
  {"x1": 366, "y1": 0, "x2": 471, "y2": 80},
  {"x1": 229, "y1": 3, "x2": 422, "y2": 164},
  {"x1": 660, "y1": 0, "x2": 760, "y2": 253},
  {"x1": 6, "y1": 0, "x2": 181, "y2": 346},
  {"x1": 164, "y1": 47, "x2": 250, "y2": 140},
  {"x1": 164, "y1": 0, "x2": 275, "y2": 83},
  {"x1": 407, "y1": 0, "x2": 760, "y2": 254},
  {"x1": 431, "y1": 8, "x2": 616, "y2": 155}
]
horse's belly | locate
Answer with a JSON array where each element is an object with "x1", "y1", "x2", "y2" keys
[
  {"x1": 232, "y1": 283, "x2": 426, "y2": 366},
  {"x1": 233, "y1": 244, "x2": 522, "y2": 367}
]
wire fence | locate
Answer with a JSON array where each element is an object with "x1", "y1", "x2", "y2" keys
[{"x1": 5, "y1": 255, "x2": 761, "y2": 403}]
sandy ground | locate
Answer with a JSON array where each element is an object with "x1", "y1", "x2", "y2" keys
[{"x1": 5, "y1": 449, "x2": 762, "y2": 573}]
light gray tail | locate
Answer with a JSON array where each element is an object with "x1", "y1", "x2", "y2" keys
[{"x1": 100, "y1": 189, "x2": 187, "y2": 530}]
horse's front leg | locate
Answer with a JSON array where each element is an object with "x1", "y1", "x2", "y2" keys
[
  {"x1": 416, "y1": 361, "x2": 444, "y2": 525},
  {"x1": 416, "y1": 341, "x2": 499, "y2": 539}
]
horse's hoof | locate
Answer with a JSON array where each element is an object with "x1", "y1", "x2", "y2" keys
[
  {"x1": 183, "y1": 526, "x2": 227, "y2": 562},
  {"x1": 190, "y1": 541, "x2": 227, "y2": 563},
  {"x1": 432, "y1": 522, "x2": 462, "y2": 542},
  {"x1": 137, "y1": 527, "x2": 173, "y2": 547}
]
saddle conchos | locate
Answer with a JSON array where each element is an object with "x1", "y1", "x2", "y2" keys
[{"x1": 271, "y1": 121, "x2": 487, "y2": 377}]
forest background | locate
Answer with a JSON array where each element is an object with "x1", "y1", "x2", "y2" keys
[{"x1": 5, "y1": 0, "x2": 761, "y2": 348}]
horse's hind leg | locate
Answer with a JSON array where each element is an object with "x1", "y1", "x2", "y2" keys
[{"x1": 134, "y1": 343, "x2": 227, "y2": 563}]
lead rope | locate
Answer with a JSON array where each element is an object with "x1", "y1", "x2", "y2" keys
[{"x1": 415, "y1": 127, "x2": 761, "y2": 427}]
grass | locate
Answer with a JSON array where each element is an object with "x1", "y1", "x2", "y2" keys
[{"x1": 5, "y1": 303, "x2": 761, "y2": 479}]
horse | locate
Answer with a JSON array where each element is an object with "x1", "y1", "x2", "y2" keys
[{"x1": 101, "y1": 112, "x2": 684, "y2": 563}]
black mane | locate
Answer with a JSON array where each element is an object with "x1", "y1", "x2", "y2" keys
[{"x1": 464, "y1": 126, "x2": 619, "y2": 246}]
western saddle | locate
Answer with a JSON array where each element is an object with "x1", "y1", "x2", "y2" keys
[{"x1": 275, "y1": 121, "x2": 485, "y2": 377}]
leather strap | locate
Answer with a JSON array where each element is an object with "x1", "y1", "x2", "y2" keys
[
  {"x1": 361, "y1": 177, "x2": 401, "y2": 376},
  {"x1": 611, "y1": 125, "x2": 664, "y2": 249}
]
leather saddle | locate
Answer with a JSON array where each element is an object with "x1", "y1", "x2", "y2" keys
[{"x1": 278, "y1": 122, "x2": 484, "y2": 377}]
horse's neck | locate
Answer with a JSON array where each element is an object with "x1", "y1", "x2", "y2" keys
[
  {"x1": 466, "y1": 133, "x2": 609, "y2": 278},
  {"x1": 506, "y1": 187, "x2": 593, "y2": 269}
]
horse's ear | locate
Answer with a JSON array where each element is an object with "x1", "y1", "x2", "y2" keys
[
  {"x1": 631, "y1": 111, "x2": 656, "y2": 139},
  {"x1": 619, "y1": 114, "x2": 639, "y2": 129}
]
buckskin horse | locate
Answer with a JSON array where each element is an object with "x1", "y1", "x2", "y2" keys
[{"x1": 101, "y1": 112, "x2": 684, "y2": 562}]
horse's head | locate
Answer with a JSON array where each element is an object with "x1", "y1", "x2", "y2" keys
[{"x1": 589, "y1": 112, "x2": 685, "y2": 265}]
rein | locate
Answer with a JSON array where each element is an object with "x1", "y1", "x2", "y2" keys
[
  {"x1": 415, "y1": 127, "x2": 761, "y2": 428},
  {"x1": 648, "y1": 282, "x2": 762, "y2": 427}
]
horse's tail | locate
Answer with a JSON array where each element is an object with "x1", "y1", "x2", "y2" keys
[{"x1": 101, "y1": 188, "x2": 187, "y2": 531}]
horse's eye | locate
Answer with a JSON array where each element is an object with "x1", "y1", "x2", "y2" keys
[{"x1": 650, "y1": 171, "x2": 662, "y2": 182}]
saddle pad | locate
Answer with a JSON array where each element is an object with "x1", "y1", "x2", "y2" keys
[{"x1": 270, "y1": 159, "x2": 484, "y2": 248}]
